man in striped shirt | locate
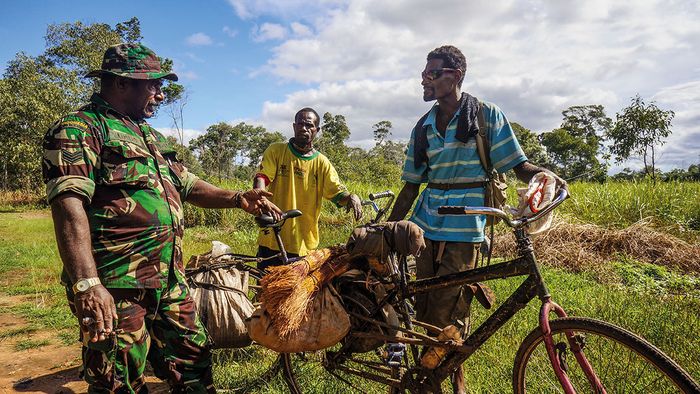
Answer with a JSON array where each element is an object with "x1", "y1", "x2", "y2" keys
[{"x1": 388, "y1": 45, "x2": 565, "y2": 393}]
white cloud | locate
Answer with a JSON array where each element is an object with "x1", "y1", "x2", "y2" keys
[
  {"x1": 185, "y1": 52, "x2": 205, "y2": 63},
  {"x1": 257, "y1": 79, "x2": 425, "y2": 146},
  {"x1": 252, "y1": 23, "x2": 288, "y2": 42},
  {"x1": 290, "y1": 22, "x2": 313, "y2": 37},
  {"x1": 157, "y1": 128, "x2": 206, "y2": 145},
  {"x1": 223, "y1": 26, "x2": 238, "y2": 38},
  {"x1": 651, "y1": 81, "x2": 700, "y2": 170},
  {"x1": 244, "y1": 0, "x2": 700, "y2": 170},
  {"x1": 227, "y1": 0, "x2": 348, "y2": 20},
  {"x1": 185, "y1": 32, "x2": 214, "y2": 46},
  {"x1": 177, "y1": 70, "x2": 199, "y2": 80}
]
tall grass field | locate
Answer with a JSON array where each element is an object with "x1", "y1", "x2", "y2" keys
[{"x1": 0, "y1": 180, "x2": 698, "y2": 392}]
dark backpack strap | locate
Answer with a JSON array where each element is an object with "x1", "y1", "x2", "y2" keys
[{"x1": 412, "y1": 111, "x2": 431, "y2": 169}]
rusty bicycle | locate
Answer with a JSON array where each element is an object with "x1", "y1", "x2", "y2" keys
[{"x1": 277, "y1": 188, "x2": 700, "y2": 393}]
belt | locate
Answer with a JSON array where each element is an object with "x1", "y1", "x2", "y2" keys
[{"x1": 427, "y1": 182, "x2": 486, "y2": 190}]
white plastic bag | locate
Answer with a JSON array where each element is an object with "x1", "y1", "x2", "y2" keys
[{"x1": 510, "y1": 172, "x2": 556, "y2": 234}]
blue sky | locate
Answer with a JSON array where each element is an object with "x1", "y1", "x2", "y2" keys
[{"x1": 2, "y1": 0, "x2": 699, "y2": 172}]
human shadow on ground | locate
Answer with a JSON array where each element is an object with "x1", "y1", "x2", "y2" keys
[{"x1": 11, "y1": 366, "x2": 169, "y2": 394}]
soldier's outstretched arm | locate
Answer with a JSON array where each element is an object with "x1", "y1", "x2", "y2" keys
[
  {"x1": 186, "y1": 179, "x2": 282, "y2": 217},
  {"x1": 51, "y1": 193, "x2": 116, "y2": 343},
  {"x1": 388, "y1": 182, "x2": 420, "y2": 221}
]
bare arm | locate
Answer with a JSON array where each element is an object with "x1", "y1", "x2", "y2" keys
[
  {"x1": 512, "y1": 161, "x2": 567, "y2": 190},
  {"x1": 388, "y1": 182, "x2": 421, "y2": 221},
  {"x1": 187, "y1": 179, "x2": 282, "y2": 216},
  {"x1": 51, "y1": 193, "x2": 116, "y2": 343}
]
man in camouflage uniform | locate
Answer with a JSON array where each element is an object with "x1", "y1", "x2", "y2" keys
[{"x1": 43, "y1": 43, "x2": 280, "y2": 393}]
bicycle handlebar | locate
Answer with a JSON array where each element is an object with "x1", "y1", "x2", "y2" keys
[
  {"x1": 369, "y1": 190, "x2": 394, "y2": 201},
  {"x1": 437, "y1": 188, "x2": 569, "y2": 229},
  {"x1": 254, "y1": 209, "x2": 303, "y2": 228},
  {"x1": 362, "y1": 190, "x2": 396, "y2": 223}
]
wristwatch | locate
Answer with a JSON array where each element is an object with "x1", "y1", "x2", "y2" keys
[{"x1": 72, "y1": 277, "x2": 101, "y2": 294}]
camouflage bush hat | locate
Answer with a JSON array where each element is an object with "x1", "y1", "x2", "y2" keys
[{"x1": 85, "y1": 43, "x2": 178, "y2": 81}]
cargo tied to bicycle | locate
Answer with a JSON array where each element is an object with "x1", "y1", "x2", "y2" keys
[{"x1": 187, "y1": 218, "x2": 426, "y2": 354}]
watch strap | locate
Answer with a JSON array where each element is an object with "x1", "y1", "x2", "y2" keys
[{"x1": 72, "y1": 277, "x2": 102, "y2": 293}]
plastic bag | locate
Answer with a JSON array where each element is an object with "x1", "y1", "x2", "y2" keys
[{"x1": 510, "y1": 172, "x2": 556, "y2": 234}]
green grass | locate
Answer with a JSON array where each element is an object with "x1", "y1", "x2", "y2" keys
[
  {"x1": 205, "y1": 264, "x2": 700, "y2": 393},
  {"x1": 14, "y1": 338, "x2": 51, "y2": 351},
  {"x1": 0, "y1": 325, "x2": 37, "y2": 339},
  {"x1": 562, "y1": 180, "x2": 700, "y2": 240},
  {"x1": 57, "y1": 330, "x2": 78, "y2": 346}
]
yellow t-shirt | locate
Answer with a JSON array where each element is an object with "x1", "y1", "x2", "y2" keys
[{"x1": 257, "y1": 142, "x2": 349, "y2": 255}]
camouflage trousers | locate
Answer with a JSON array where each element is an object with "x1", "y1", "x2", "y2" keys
[
  {"x1": 415, "y1": 239, "x2": 479, "y2": 330},
  {"x1": 66, "y1": 269, "x2": 214, "y2": 394}
]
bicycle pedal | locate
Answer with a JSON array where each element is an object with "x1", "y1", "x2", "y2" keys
[{"x1": 385, "y1": 343, "x2": 405, "y2": 367}]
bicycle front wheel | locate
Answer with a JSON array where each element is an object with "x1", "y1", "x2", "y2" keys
[{"x1": 513, "y1": 317, "x2": 699, "y2": 393}]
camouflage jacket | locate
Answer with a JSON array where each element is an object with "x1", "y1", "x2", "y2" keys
[{"x1": 42, "y1": 94, "x2": 199, "y2": 289}]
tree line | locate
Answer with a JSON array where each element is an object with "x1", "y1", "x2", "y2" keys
[{"x1": 1, "y1": 17, "x2": 694, "y2": 192}]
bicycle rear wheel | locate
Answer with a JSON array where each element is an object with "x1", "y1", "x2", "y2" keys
[{"x1": 513, "y1": 317, "x2": 699, "y2": 393}]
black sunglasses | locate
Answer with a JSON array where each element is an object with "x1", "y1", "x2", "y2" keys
[{"x1": 421, "y1": 68, "x2": 457, "y2": 81}]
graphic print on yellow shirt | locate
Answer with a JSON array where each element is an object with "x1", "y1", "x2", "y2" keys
[{"x1": 257, "y1": 142, "x2": 349, "y2": 255}]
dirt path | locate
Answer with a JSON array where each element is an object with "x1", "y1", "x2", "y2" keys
[{"x1": 0, "y1": 295, "x2": 166, "y2": 394}]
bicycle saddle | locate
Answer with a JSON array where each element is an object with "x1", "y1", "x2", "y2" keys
[{"x1": 255, "y1": 209, "x2": 302, "y2": 228}]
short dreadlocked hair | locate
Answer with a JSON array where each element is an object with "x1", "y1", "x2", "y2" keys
[{"x1": 427, "y1": 45, "x2": 467, "y2": 87}]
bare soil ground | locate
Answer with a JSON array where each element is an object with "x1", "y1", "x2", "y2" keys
[{"x1": 0, "y1": 295, "x2": 166, "y2": 394}]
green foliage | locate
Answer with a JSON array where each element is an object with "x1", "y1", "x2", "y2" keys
[
  {"x1": 0, "y1": 53, "x2": 80, "y2": 189},
  {"x1": 0, "y1": 17, "x2": 184, "y2": 191},
  {"x1": 166, "y1": 136, "x2": 203, "y2": 176},
  {"x1": 189, "y1": 122, "x2": 283, "y2": 182},
  {"x1": 44, "y1": 17, "x2": 142, "y2": 75},
  {"x1": 316, "y1": 112, "x2": 351, "y2": 160},
  {"x1": 511, "y1": 122, "x2": 549, "y2": 167},
  {"x1": 246, "y1": 129, "x2": 285, "y2": 170},
  {"x1": 539, "y1": 105, "x2": 610, "y2": 182},
  {"x1": 608, "y1": 95, "x2": 675, "y2": 182},
  {"x1": 664, "y1": 164, "x2": 700, "y2": 182},
  {"x1": 313, "y1": 114, "x2": 406, "y2": 186},
  {"x1": 372, "y1": 120, "x2": 392, "y2": 146}
]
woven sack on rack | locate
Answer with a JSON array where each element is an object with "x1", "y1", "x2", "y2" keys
[
  {"x1": 189, "y1": 262, "x2": 255, "y2": 349},
  {"x1": 246, "y1": 286, "x2": 350, "y2": 353}
]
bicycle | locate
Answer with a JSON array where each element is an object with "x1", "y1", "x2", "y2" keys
[{"x1": 276, "y1": 188, "x2": 700, "y2": 393}]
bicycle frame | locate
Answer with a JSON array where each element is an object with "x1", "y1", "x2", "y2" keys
[{"x1": 325, "y1": 189, "x2": 605, "y2": 392}]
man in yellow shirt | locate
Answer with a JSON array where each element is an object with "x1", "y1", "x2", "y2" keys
[{"x1": 254, "y1": 107, "x2": 362, "y2": 269}]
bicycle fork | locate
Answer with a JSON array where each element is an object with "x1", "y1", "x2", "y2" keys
[{"x1": 540, "y1": 298, "x2": 606, "y2": 394}]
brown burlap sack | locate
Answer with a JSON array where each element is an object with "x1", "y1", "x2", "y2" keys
[
  {"x1": 246, "y1": 287, "x2": 350, "y2": 353},
  {"x1": 189, "y1": 265, "x2": 254, "y2": 349}
]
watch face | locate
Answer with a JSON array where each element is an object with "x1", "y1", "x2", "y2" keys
[{"x1": 76, "y1": 281, "x2": 89, "y2": 292}]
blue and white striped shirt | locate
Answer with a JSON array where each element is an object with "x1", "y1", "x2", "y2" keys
[{"x1": 401, "y1": 100, "x2": 527, "y2": 242}]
